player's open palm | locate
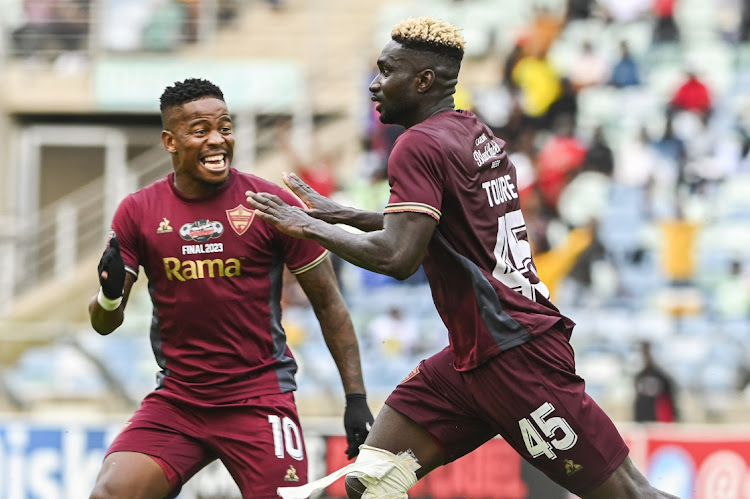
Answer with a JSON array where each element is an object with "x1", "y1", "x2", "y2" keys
[
  {"x1": 282, "y1": 172, "x2": 343, "y2": 224},
  {"x1": 246, "y1": 191, "x2": 314, "y2": 239}
]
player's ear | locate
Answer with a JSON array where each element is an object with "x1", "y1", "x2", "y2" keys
[
  {"x1": 162, "y1": 130, "x2": 176, "y2": 153},
  {"x1": 416, "y1": 69, "x2": 436, "y2": 94}
]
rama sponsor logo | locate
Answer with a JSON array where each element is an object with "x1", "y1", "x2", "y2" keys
[{"x1": 163, "y1": 257, "x2": 241, "y2": 281}]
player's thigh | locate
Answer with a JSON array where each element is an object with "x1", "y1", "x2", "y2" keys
[
  {"x1": 90, "y1": 451, "x2": 171, "y2": 499},
  {"x1": 381, "y1": 347, "x2": 497, "y2": 477},
  {"x1": 363, "y1": 404, "x2": 445, "y2": 479},
  {"x1": 467, "y1": 328, "x2": 629, "y2": 496},
  {"x1": 100, "y1": 395, "x2": 214, "y2": 497},
  {"x1": 213, "y1": 392, "x2": 309, "y2": 498}
]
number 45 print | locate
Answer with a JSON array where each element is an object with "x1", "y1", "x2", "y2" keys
[{"x1": 518, "y1": 402, "x2": 578, "y2": 460}]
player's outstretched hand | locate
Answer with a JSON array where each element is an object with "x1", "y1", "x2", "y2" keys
[
  {"x1": 343, "y1": 393, "x2": 374, "y2": 459},
  {"x1": 97, "y1": 236, "x2": 125, "y2": 300},
  {"x1": 282, "y1": 172, "x2": 344, "y2": 224},
  {"x1": 246, "y1": 191, "x2": 316, "y2": 239}
]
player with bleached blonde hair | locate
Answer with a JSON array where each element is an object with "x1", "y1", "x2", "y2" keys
[{"x1": 250, "y1": 17, "x2": 678, "y2": 499}]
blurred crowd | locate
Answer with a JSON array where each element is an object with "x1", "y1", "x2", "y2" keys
[
  {"x1": 3, "y1": 0, "x2": 245, "y2": 59},
  {"x1": 281, "y1": 0, "x2": 750, "y2": 421}
]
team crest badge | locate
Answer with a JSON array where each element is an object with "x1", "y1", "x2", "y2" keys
[
  {"x1": 284, "y1": 465, "x2": 300, "y2": 482},
  {"x1": 226, "y1": 205, "x2": 255, "y2": 235},
  {"x1": 400, "y1": 366, "x2": 421, "y2": 384},
  {"x1": 564, "y1": 459, "x2": 583, "y2": 476}
]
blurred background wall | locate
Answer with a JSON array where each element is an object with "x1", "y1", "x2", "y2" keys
[{"x1": 1, "y1": 0, "x2": 750, "y2": 497}]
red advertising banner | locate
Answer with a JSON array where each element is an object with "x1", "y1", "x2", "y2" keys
[
  {"x1": 325, "y1": 436, "x2": 530, "y2": 499},
  {"x1": 324, "y1": 427, "x2": 750, "y2": 499},
  {"x1": 627, "y1": 426, "x2": 750, "y2": 499}
]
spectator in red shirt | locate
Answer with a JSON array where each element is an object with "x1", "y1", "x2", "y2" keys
[
  {"x1": 535, "y1": 116, "x2": 587, "y2": 210},
  {"x1": 669, "y1": 70, "x2": 712, "y2": 119}
]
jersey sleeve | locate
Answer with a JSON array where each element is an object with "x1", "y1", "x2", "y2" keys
[
  {"x1": 110, "y1": 194, "x2": 140, "y2": 280},
  {"x1": 275, "y1": 188, "x2": 329, "y2": 275},
  {"x1": 385, "y1": 131, "x2": 445, "y2": 222}
]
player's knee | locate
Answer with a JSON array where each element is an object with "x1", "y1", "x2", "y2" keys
[{"x1": 342, "y1": 445, "x2": 420, "y2": 499}]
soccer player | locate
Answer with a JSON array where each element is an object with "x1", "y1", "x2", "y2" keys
[
  {"x1": 88, "y1": 78, "x2": 373, "y2": 499},
  {"x1": 247, "y1": 18, "x2": 679, "y2": 499}
]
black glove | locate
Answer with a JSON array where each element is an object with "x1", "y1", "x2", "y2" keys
[
  {"x1": 344, "y1": 393, "x2": 374, "y2": 459},
  {"x1": 98, "y1": 236, "x2": 125, "y2": 299}
]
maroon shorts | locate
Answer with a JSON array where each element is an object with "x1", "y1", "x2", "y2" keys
[
  {"x1": 386, "y1": 326, "x2": 629, "y2": 496},
  {"x1": 106, "y1": 390, "x2": 308, "y2": 498}
]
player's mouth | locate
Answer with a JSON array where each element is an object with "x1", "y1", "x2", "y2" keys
[{"x1": 201, "y1": 153, "x2": 228, "y2": 171}]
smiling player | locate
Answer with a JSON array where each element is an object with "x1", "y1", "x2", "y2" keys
[{"x1": 88, "y1": 78, "x2": 373, "y2": 499}]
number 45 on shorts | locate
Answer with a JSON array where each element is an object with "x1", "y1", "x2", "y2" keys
[{"x1": 518, "y1": 402, "x2": 578, "y2": 460}]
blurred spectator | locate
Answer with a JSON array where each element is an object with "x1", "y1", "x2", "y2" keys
[
  {"x1": 546, "y1": 77, "x2": 579, "y2": 132},
  {"x1": 599, "y1": 0, "x2": 652, "y2": 23},
  {"x1": 713, "y1": 260, "x2": 750, "y2": 320},
  {"x1": 365, "y1": 306, "x2": 420, "y2": 358},
  {"x1": 652, "y1": 0, "x2": 680, "y2": 45},
  {"x1": 569, "y1": 40, "x2": 609, "y2": 91},
  {"x1": 178, "y1": 0, "x2": 201, "y2": 43},
  {"x1": 508, "y1": 128, "x2": 538, "y2": 199},
  {"x1": 295, "y1": 152, "x2": 339, "y2": 199},
  {"x1": 511, "y1": 50, "x2": 563, "y2": 130},
  {"x1": 518, "y1": 6, "x2": 565, "y2": 58},
  {"x1": 522, "y1": 186, "x2": 556, "y2": 255},
  {"x1": 741, "y1": 0, "x2": 750, "y2": 41},
  {"x1": 582, "y1": 126, "x2": 615, "y2": 176},
  {"x1": 657, "y1": 202, "x2": 700, "y2": 286},
  {"x1": 534, "y1": 222, "x2": 597, "y2": 302},
  {"x1": 454, "y1": 83, "x2": 474, "y2": 112},
  {"x1": 51, "y1": 0, "x2": 90, "y2": 51},
  {"x1": 652, "y1": 117, "x2": 687, "y2": 194},
  {"x1": 535, "y1": 115, "x2": 587, "y2": 209},
  {"x1": 633, "y1": 341, "x2": 680, "y2": 423},
  {"x1": 10, "y1": 0, "x2": 57, "y2": 57},
  {"x1": 565, "y1": 0, "x2": 596, "y2": 22},
  {"x1": 501, "y1": 42, "x2": 524, "y2": 90},
  {"x1": 668, "y1": 70, "x2": 712, "y2": 119},
  {"x1": 609, "y1": 40, "x2": 642, "y2": 88},
  {"x1": 279, "y1": 120, "x2": 339, "y2": 198},
  {"x1": 615, "y1": 127, "x2": 658, "y2": 188},
  {"x1": 344, "y1": 164, "x2": 390, "y2": 213}
]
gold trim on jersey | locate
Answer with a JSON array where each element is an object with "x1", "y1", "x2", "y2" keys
[
  {"x1": 384, "y1": 202, "x2": 441, "y2": 222},
  {"x1": 289, "y1": 250, "x2": 329, "y2": 275}
]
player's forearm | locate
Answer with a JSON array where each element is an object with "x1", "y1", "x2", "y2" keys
[
  {"x1": 316, "y1": 309, "x2": 367, "y2": 395},
  {"x1": 88, "y1": 295, "x2": 124, "y2": 335},
  {"x1": 305, "y1": 221, "x2": 418, "y2": 280}
]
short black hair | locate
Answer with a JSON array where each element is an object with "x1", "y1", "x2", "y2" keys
[{"x1": 159, "y1": 78, "x2": 225, "y2": 113}]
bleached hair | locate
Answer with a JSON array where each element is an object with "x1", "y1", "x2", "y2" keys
[{"x1": 391, "y1": 17, "x2": 466, "y2": 53}]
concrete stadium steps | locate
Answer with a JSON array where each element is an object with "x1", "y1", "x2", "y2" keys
[{"x1": 181, "y1": 0, "x2": 390, "y2": 115}]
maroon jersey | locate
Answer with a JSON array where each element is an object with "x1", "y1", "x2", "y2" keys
[
  {"x1": 385, "y1": 110, "x2": 575, "y2": 371},
  {"x1": 111, "y1": 169, "x2": 328, "y2": 404}
]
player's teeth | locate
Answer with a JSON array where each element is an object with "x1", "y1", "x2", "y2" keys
[{"x1": 204, "y1": 154, "x2": 224, "y2": 162}]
